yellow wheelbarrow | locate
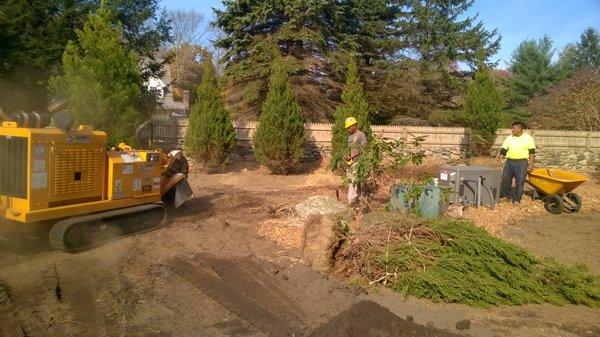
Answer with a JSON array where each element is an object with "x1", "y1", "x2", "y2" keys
[{"x1": 527, "y1": 168, "x2": 587, "y2": 214}]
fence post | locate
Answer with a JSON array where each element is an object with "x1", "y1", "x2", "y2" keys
[{"x1": 586, "y1": 132, "x2": 591, "y2": 150}]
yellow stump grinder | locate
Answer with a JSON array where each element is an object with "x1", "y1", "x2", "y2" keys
[{"x1": 0, "y1": 104, "x2": 192, "y2": 251}]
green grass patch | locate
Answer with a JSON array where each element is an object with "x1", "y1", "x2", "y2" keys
[{"x1": 342, "y1": 215, "x2": 600, "y2": 307}]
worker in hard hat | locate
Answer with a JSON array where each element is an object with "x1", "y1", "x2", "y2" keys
[{"x1": 343, "y1": 117, "x2": 367, "y2": 206}]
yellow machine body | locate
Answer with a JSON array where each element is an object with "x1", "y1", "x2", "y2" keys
[{"x1": 0, "y1": 124, "x2": 164, "y2": 224}]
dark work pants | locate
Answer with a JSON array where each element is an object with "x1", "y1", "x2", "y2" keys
[{"x1": 501, "y1": 159, "x2": 528, "y2": 202}]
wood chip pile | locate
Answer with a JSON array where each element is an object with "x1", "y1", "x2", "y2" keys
[
  {"x1": 257, "y1": 218, "x2": 304, "y2": 250},
  {"x1": 463, "y1": 179, "x2": 600, "y2": 236}
]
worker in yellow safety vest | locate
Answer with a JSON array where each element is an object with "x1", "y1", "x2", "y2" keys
[{"x1": 497, "y1": 121, "x2": 536, "y2": 205}]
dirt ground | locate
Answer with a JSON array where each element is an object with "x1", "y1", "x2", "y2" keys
[
  {"x1": 1, "y1": 162, "x2": 599, "y2": 337},
  {"x1": 502, "y1": 212, "x2": 600, "y2": 274}
]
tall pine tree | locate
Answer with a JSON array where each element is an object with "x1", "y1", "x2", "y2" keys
[
  {"x1": 214, "y1": 0, "x2": 501, "y2": 123},
  {"x1": 576, "y1": 27, "x2": 600, "y2": 68},
  {"x1": 185, "y1": 54, "x2": 236, "y2": 171},
  {"x1": 507, "y1": 36, "x2": 559, "y2": 105},
  {"x1": 50, "y1": 0, "x2": 146, "y2": 146},
  {"x1": 253, "y1": 60, "x2": 306, "y2": 174},
  {"x1": 399, "y1": 0, "x2": 501, "y2": 70},
  {"x1": 464, "y1": 68, "x2": 503, "y2": 155},
  {"x1": 330, "y1": 60, "x2": 372, "y2": 171}
]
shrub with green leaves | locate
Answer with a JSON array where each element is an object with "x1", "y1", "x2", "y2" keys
[
  {"x1": 185, "y1": 55, "x2": 236, "y2": 171},
  {"x1": 463, "y1": 68, "x2": 503, "y2": 155},
  {"x1": 352, "y1": 135, "x2": 425, "y2": 189},
  {"x1": 253, "y1": 60, "x2": 306, "y2": 174},
  {"x1": 330, "y1": 60, "x2": 373, "y2": 171}
]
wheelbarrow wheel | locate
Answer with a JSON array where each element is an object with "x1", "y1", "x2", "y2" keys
[
  {"x1": 563, "y1": 192, "x2": 582, "y2": 212},
  {"x1": 544, "y1": 195, "x2": 563, "y2": 214}
]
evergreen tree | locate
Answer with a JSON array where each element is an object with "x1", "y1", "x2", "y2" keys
[
  {"x1": 214, "y1": 0, "x2": 501, "y2": 122},
  {"x1": 330, "y1": 60, "x2": 372, "y2": 170},
  {"x1": 399, "y1": 0, "x2": 501, "y2": 70},
  {"x1": 0, "y1": 0, "x2": 170, "y2": 113},
  {"x1": 253, "y1": 60, "x2": 306, "y2": 174},
  {"x1": 50, "y1": 1, "x2": 146, "y2": 146},
  {"x1": 507, "y1": 36, "x2": 559, "y2": 105},
  {"x1": 215, "y1": 0, "x2": 500, "y2": 75},
  {"x1": 575, "y1": 27, "x2": 600, "y2": 68},
  {"x1": 575, "y1": 27, "x2": 600, "y2": 69},
  {"x1": 108, "y1": 0, "x2": 172, "y2": 79},
  {"x1": 185, "y1": 54, "x2": 236, "y2": 171},
  {"x1": 557, "y1": 28, "x2": 600, "y2": 78},
  {"x1": 464, "y1": 68, "x2": 503, "y2": 155},
  {"x1": 0, "y1": 0, "x2": 93, "y2": 112},
  {"x1": 556, "y1": 44, "x2": 580, "y2": 78}
]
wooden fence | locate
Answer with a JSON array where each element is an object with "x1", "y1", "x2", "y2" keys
[{"x1": 144, "y1": 117, "x2": 600, "y2": 152}]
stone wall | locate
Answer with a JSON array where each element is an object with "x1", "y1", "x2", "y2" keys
[
  {"x1": 493, "y1": 129, "x2": 600, "y2": 172},
  {"x1": 149, "y1": 118, "x2": 600, "y2": 172}
]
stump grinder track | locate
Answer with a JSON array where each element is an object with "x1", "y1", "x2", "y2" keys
[{"x1": 48, "y1": 203, "x2": 167, "y2": 252}]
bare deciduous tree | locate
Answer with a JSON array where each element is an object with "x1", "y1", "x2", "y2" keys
[
  {"x1": 167, "y1": 10, "x2": 209, "y2": 88},
  {"x1": 207, "y1": 25, "x2": 227, "y2": 76},
  {"x1": 169, "y1": 9, "x2": 207, "y2": 48}
]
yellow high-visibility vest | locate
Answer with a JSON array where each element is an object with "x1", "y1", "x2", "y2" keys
[{"x1": 501, "y1": 134, "x2": 536, "y2": 160}]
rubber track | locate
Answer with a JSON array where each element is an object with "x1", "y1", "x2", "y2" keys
[{"x1": 49, "y1": 203, "x2": 166, "y2": 252}]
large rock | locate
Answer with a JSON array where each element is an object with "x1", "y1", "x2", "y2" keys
[{"x1": 295, "y1": 196, "x2": 352, "y2": 221}]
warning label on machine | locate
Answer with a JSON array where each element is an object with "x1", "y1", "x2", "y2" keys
[
  {"x1": 31, "y1": 172, "x2": 48, "y2": 189},
  {"x1": 123, "y1": 164, "x2": 134, "y2": 175},
  {"x1": 133, "y1": 178, "x2": 142, "y2": 191}
]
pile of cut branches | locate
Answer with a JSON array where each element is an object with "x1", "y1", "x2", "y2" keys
[
  {"x1": 335, "y1": 213, "x2": 600, "y2": 307},
  {"x1": 337, "y1": 215, "x2": 437, "y2": 279}
]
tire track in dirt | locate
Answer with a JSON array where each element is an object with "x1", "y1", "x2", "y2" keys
[
  {"x1": 1, "y1": 264, "x2": 77, "y2": 337},
  {"x1": 0, "y1": 279, "x2": 29, "y2": 337},
  {"x1": 170, "y1": 254, "x2": 309, "y2": 337}
]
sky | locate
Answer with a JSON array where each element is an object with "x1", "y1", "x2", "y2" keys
[{"x1": 159, "y1": 0, "x2": 600, "y2": 69}]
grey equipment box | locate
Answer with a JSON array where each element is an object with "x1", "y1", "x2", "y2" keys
[{"x1": 438, "y1": 165, "x2": 502, "y2": 207}]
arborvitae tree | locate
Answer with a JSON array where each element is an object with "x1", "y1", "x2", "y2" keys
[
  {"x1": 253, "y1": 60, "x2": 306, "y2": 174},
  {"x1": 464, "y1": 68, "x2": 503, "y2": 155},
  {"x1": 330, "y1": 60, "x2": 373, "y2": 171},
  {"x1": 185, "y1": 54, "x2": 236, "y2": 171},
  {"x1": 50, "y1": 0, "x2": 146, "y2": 146},
  {"x1": 507, "y1": 36, "x2": 559, "y2": 105}
]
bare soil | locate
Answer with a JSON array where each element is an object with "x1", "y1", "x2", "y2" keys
[
  {"x1": 503, "y1": 212, "x2": 600, "y2": 274},
  {"x1": 0, "y1": 162, "x2": 599, "y2": 337}
]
